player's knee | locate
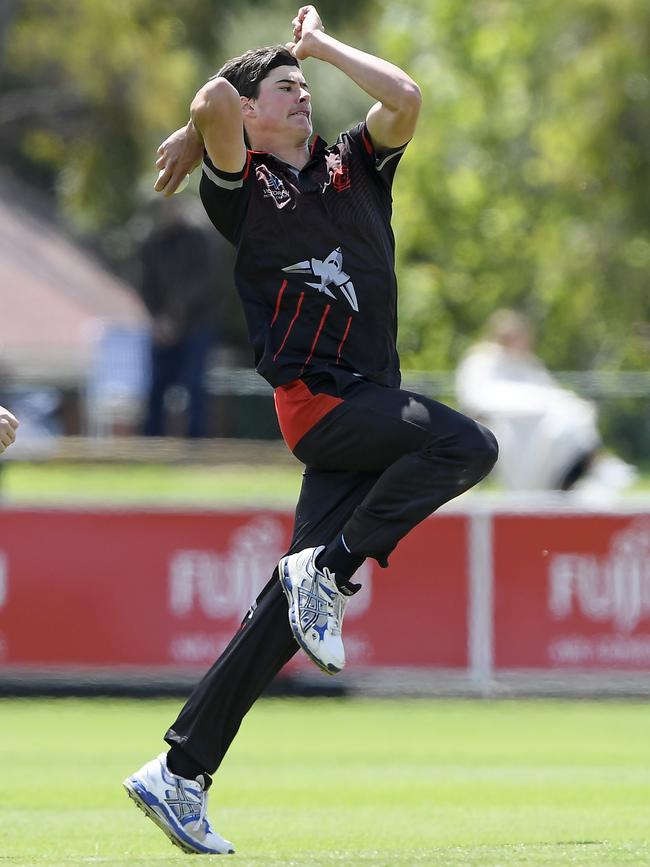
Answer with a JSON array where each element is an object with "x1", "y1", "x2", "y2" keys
[
  {"x1": 472, "y1": 422, "x2": 499, "y2": 478},
  {"x1": 450, "y1": 418, "x2": 498, "y2": 483}
]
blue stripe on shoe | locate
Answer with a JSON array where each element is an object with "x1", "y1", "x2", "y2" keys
[{"x1": 128, "y1": 779, "x2": 215, "y2": 855}]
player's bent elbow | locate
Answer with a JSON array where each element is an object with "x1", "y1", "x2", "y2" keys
[
  {"x1": 400, "y1": 81, "x2": 422, "y2": 116},
  {"x1": 387, "y1": 83, "x2": 421, "y2": 140},
  {"x1": 191, "y1": 77, "x2": 239, "y2": 126}
]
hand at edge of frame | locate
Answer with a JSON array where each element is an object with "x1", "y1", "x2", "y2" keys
[{"x1": 0, "y1": 407, "x2": 19, "y2": 455}]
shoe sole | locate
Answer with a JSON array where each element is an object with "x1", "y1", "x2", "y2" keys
[
  {"x1": 279, "y1": 556, "x2": 342, "y2": 676},
  {"x1": 123, "y1": 777, "x2": 235, "y2": 855}
]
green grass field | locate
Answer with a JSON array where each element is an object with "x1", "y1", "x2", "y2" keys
[
  {"x1": 1, "y1": 461, "x2": 649, "y2": 505},
  {"x1": 0, "y1": 463, "x2": 303, "y2": 506},
  {"x1": 2, "y1": 697, "x2": 650, "y2": 865}
]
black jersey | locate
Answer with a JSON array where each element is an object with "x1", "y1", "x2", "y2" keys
[{"x1": 199, "y1": 122, "x2": 407, "y2": 388}]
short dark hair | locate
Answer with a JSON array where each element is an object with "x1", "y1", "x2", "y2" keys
[{"x1": 215, "y1": 45, "x2": 300, "y2": 99}]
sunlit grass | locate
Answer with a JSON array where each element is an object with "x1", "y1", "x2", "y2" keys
[
  {"x1": 0, "y1": 462, "x2": 303, "y2": 506},
  {"x1": 2, "y1": 697, "x2": 650, "y2": 865},
  {"x1": 0, "y1": 461, "x2": 648, "y2": 506}
]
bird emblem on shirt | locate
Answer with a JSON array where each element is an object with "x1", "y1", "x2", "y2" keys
[{"x1": 282, "y1": 247, "x2": 359, "y2": 312}]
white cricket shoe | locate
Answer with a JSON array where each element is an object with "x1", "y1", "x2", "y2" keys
[
  {"x1": 279, "y1": 545, "x2": 351, "y2": 675},
  {"x1": 123, "y1": 753, "x2": 234, "y2": 855}
]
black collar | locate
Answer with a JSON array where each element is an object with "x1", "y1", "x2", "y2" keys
[{"x1": 248, "y1": 135, "x2": 328, "y2": 173}]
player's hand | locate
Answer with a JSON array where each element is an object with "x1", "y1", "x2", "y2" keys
[
  {"x1": 287, "y1": 5, "x2": 325, "y2": 60},
  {"x1": 0, "y1": 407, "x2": 19, "y2": 455},
  {"x1": 154, "y1": 122, "x2": 204, "y2": 197}
]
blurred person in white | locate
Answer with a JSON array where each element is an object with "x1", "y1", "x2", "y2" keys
[
  {"x1": 455, "y1": 309, "x2": 636, "y2": 493},
  {"x1": 0, "y1": 406, "x2": 19, "y2": 454}
]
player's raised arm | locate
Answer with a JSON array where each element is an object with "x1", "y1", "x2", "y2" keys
[
  {"x1": 190, "y1": 77, "x2": 248, "y2": 173},
  {"x1": 288, "y1": 5, "x2": 421, "y2": 149},
  {"x1": 0, "y1": 406, "x2": 19, "y2": 455},
  {"x1": 154, "y1": 77, "x2": 247, "y2": 197}
]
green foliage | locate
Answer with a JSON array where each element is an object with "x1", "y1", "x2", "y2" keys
[
  {"x1": 376, "y1": 0, "x2": 650, "y2": 371},
  {"x1": 1, "y1": 1, "x2": 375, "y2": 245},
  {"x1": 1, "y1": 0, "x2": 648, "y2": 378},
  {"x1": 6, "y1": 0, "x2": 201, "y2": 230}
]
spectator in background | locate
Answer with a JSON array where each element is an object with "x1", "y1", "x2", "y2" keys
[
  {"x1": 0, "y1": 406, "x2": 19, "y2": 454},
  {"x1": 139, "y1": 201, "x2": 226, "y2": 438},
  {"x1": 455, "y1": 308, "x2": 636, "y2": 493}
]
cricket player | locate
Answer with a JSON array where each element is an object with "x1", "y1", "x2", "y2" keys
[{"x1": 124, "y1": 5, "x2": 497, "y2": 854}]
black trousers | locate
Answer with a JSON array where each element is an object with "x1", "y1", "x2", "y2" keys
[{"x1": 164, "y1": 373, "x2": 497, "y2": 773}]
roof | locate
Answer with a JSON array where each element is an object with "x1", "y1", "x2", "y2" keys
[{"x1": 0, "y1": 173, "x2": 146, "y2": 386}]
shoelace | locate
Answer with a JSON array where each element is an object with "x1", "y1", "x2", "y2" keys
[
  {"x1": 329, "y1": 594, "x2": 344, "y2": 637},
  {"x1": 321, "y1": 567, "x2": 345, "y2": 637},
  {"x1": 193, "y1": 787, "x2": 208, "y2": 830}
]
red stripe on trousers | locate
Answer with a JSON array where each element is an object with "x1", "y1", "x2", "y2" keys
[
  {"x1": 273, "y1": 291, "x2": 304, "y2": 362},
  {"x1": 301, "y1": 304, "x2": 331, "y2": 374},
  {"x1": 336, "y1": 316, "x2": 353, "y2": 363},
  {"x1": 274, "y1": 379, "x2": 343, "y2": 451},
  {"x1": 271, "y1": 279, "x2": 287, "y2": 327}
]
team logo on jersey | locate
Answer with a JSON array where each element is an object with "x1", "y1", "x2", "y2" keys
[
  {"x1": 256, "y1": 165, "x2": 297, "y2": 209},
  {"x1": 323, "y1": 152, "x2": 351, "y2": 193},
  {"x1": 282, "y1": 247, "x2": 359, "y2": 312}
]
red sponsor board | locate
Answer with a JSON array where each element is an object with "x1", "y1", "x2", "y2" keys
[
  {"x1": 0, "y1": 509, "x2": 468, "y2": 672},
  {"x1": 493, "y1": 513, "x2": 650, "y2": 669}
]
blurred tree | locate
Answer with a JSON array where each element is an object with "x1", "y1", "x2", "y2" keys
[
  {"x1": 1, "y1": 0, "x2": 648, "y2": 385},
  {"x1": 374, "y1": 0, "x2": 650, "y2": 373},
  {"x1": 2, "y1": 0, "x2": 203, "y2": 232},
  {"x1": 0, "y1": 0, "x2": 376, "y2": 256}
]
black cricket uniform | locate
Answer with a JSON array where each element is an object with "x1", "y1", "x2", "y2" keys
[
  {"x1": 164, "y1": 123, "x2": 497, "y2": 774},
  {"x1": 198, "y1": 122, "x2": 401, "y2": 390}
]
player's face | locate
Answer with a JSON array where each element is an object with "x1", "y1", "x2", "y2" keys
[{"x1": 248, "y1": 65, "x2": 312, "y2": 142}]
